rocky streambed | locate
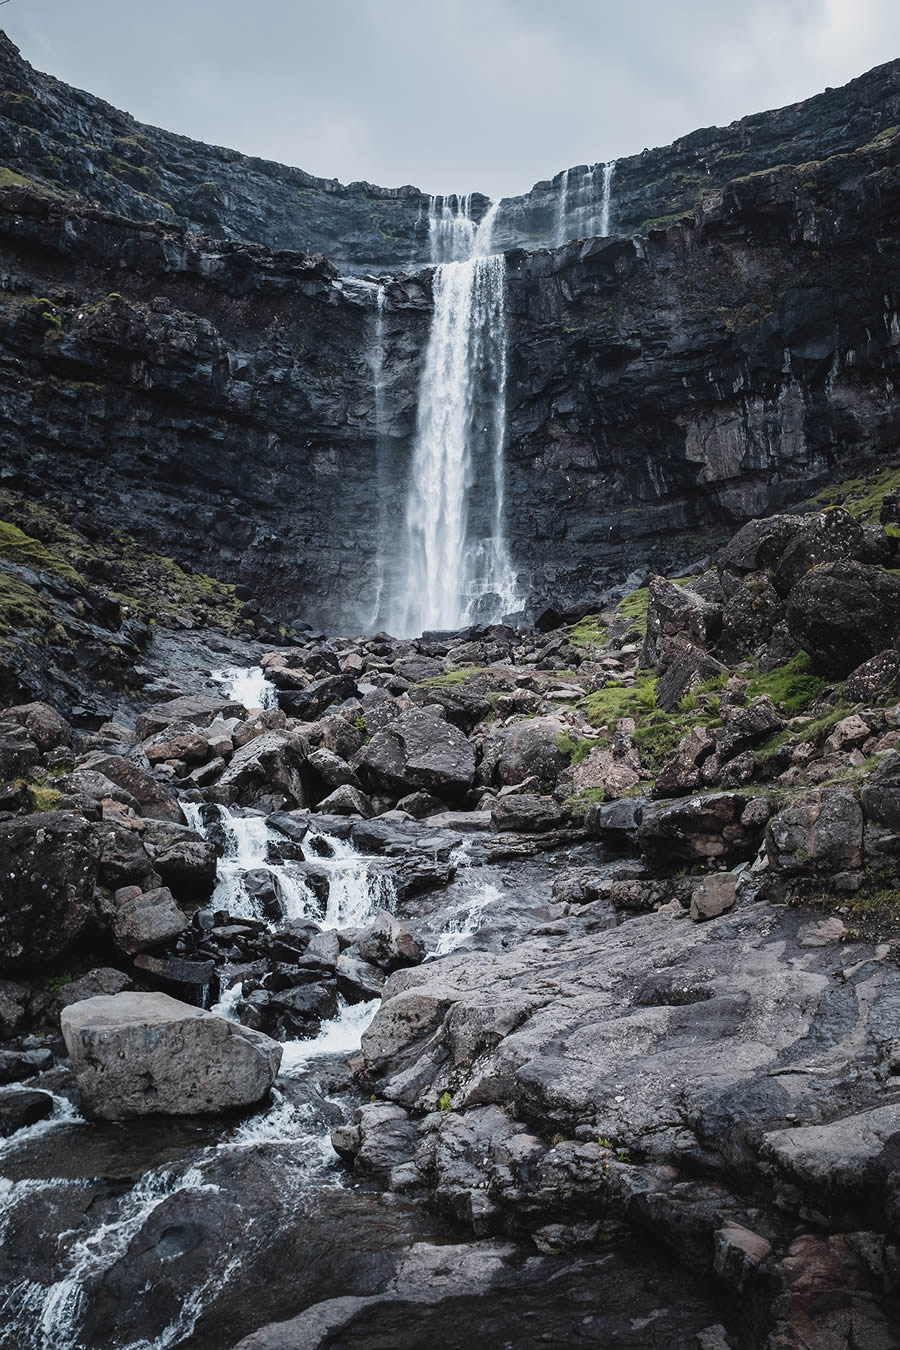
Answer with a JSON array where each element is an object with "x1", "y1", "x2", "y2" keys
[{"x1": 3, "y1": 500, "x2": 900, "y2": 1347}]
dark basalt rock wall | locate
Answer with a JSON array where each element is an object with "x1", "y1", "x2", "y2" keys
[
  {"x1": 1, "y1": 34, "x2": 899, "y2": 626},
  {"x1": 0, "y1": 187, "x2": 432, "y2": 629},
  {"x1": 2, "y1": 126, "x2": 898, "y2": 626},
  {"x1": 3, "y1": 30, "x2": 900, "y2": 268},
  {"x1": 502, "y1": 139, "x2": 900, "y2": 607}
]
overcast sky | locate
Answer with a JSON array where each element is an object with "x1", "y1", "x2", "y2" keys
[{"x1": 5, "y1": 0, "x2": 900, "y2": 198}]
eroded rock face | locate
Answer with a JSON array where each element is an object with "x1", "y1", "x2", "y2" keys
[{"x1": 61, "y1": 992, "x2": 282, "y2": 1119}]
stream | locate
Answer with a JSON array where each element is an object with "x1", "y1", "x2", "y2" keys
[{"x1": 0, "y1": 667, "x2": 736, "y2": 1349}]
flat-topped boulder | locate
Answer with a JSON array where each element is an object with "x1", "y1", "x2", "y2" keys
[
  {"x1": 135, "y1": 695, "x2": 245, "y2": 742},
  {"x1": 61, "y1": 992, "x2": 282, "y2": 1120}
]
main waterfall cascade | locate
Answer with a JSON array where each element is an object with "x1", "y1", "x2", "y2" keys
[
  {"x1": 381, "y1": 196, "x2": 521, "y2": 637},
  {"x1": 370, "y1": 168, "x2": 618, "y2": 638}
]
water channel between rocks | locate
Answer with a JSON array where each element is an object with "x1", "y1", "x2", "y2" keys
[{"x1": 0, "y1": 668, "x2": 735, "y2": 1349}]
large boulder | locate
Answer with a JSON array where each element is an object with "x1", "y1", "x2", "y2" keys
[
  {"x1": 491, "y1": 795, "x2": 568, "y2": 833},
  {"x1": 98, "y1": 822, "x2": 158, "y2": 889},
  {"x1": 716, "y1": 573, "x2": 786, "y2": 662},
  {"x1": 638, "y1": 792, "x2": 770, "y2": 864},
  {"x1": 61, "y1": 992, "x2": 282, "y2": 1119},
  {"x1": 151, "y1": 834, "x2": 218, "y2": 900},
  {"x1": 654, "y1": 637, "x2": 726, "y2": 712},
  {"x1": 278, "y1": 674, "x2": 359, "y2": 721},
  {"x1": 0, "y1": 721, "x2": 41, "y2": 780},
  {"x1": 135, "y1": 695, "x2": 245, "y2": 741},
  {"x1": 407, "y1": 681, "x2": 493, "y2": 733},
  {"x1": 307, "y1": 746, "x2": 360, "y2": 791},
  {"x1": 490, "y1": 717, "x2": 570, "y2": 791},
  {"x1": 314, "y1": 784, "x2": 374, "y2": 817},
  {"x1": 2, "y1": 701, "x2": 72, "y2": 752},
  {"x1": 358, "y1": 710, "x2": 475, "y2": 798},
  {"x1": 0, "y1": 813, "x2": 98, "y2": 972},
  {"x1": 845, "y1": 649, "x2": 900, "y2": 704},
  {"x1": 772, "y1": 509, "x2": 868, "y2": 596},
  {"x1": 861, "y1": 753, "x2": 900, "y2": 831},
  {"x1": 641, "y1": 577, "x2": 721, "y2": 669},
  {"x1": 766, "y1": 789, "x2": 864, "y2": 875},
  {"x1": 83, "y1": 754, "x2": 184, "y2": 823},
  {"x1": 113, "y1": 886, "x2": 189, "y2": 954},
  {"x1": 211, "y1": 730, "x2": 309, "y2": 810},
  {"x1": 716, "y1": 513, "x2": 811, "y2": 576},
  {"x1": 786, "y1": 562, "x2": 900, "y2": 676}
]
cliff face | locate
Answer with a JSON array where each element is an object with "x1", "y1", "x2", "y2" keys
[
  {"x1": 3, "y1": 31, "x2": 899, "y2": 267},
  {"x1": 1, "y1": 34, "x2": 899, "y2": 627},
  {"x1": 502, "y1": 135, "x2": 900, "y2": 606},
  {"x1": 1, "y1": 120, "x2": 898, "y2": 626}
]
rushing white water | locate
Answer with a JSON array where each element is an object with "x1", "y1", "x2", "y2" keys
[
  {"x1": 431, "y1": 875, "x2": 502, "y2": 957},
  {"x1": 3, "y1": 1165, "x2": 221, "y2": 1350},
  {"x1": 0, "y1": 1087, "x2": 82, "y2": 1165},
  {"x1": 599, "y1": 159, "x2": 616, "y2": 237},
  {"x1": 428, "y1": 193, "x2": 476, "y2": 263},
  {"x1": 554, "y1": 160, "x2": 616, "y2": 244},
  {"x1": 213, "y1": 665, "x2": 277, "y2": 711},
  {"x1": 184, "y1": 804, "x2": 395, "y2": 930},
  {"x1": 389, "y1": 198, "x2": 519, "y2": 635},
  {"x1": 555, "y1": 168, "x2": 570, "y2": 247}
]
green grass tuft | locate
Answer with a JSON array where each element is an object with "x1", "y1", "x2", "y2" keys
[
  {"x1": 580, "y1": 673, "x2": 657, "y2": 730},
  {"x1": 565, "y1": 786, "x2": 606, "y2": 818},
  {"x1": 747, "y1": 651, "x2": 828, "y2": 716},
  {"x1": 417, "y1": 665, "x2": 490, "y2": 688}
]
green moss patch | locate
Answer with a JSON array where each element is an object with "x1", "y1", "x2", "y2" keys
[
  {"x1": 747, "y1": 651, "x2": 828, "y2": 716},
  {"x1": 0, "y1": 520, "x2": 83, "y2": 584},
  {"x1": 565, "y1": 786, "x2": 606, "y2": 818},
  {"x1": 563, "y1": 614, "x2": 607, "y2": 649},
  {"x1": 0, "y1": 572, "x2": 59, "y2": 642},
  {"x1": 556, "y1": 730, "x2": 605, "y2": 766},
  {"x1": 808, "y1": 465, "x2": 900, "y2": 525},
  {"x1": 28, "y1": 784, "x2": 60, "y2": 812},
  {"x1": 417, "y1": 665, "x2": 491, "y2": 688}
]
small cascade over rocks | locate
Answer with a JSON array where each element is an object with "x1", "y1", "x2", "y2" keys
[
  {"x1": 213, "y1": 665, "x2": 277, "y2": 711},
  {"x1": 386, "y1": 197, "x2": 520, "y2": 636},
  {"x1": 182, "y1": 802, "x2": 396, "y2": 930}
]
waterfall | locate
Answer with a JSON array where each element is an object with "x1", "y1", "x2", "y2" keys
[
  {"x1": 369, "y1": 282, "x2": 388, "y2": 628},
  {"x1": 555, "y1": 168, "x2": 570, "y2": 247},
  {"x1": 388, "y1": 198, "x2": 519, "y2": 637},
  {"x1": 599, "y1": 160, "x2": 616, "y2": 237},
  {"x1": 428, "y1": 193, "x2": 476, "y2": 263}
]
